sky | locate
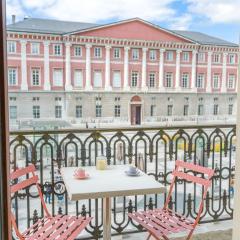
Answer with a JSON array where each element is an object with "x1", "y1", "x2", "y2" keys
[{"x1": 6, "y1": 0, "x2": 240, "y2": 43}]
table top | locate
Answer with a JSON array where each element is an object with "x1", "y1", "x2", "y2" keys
[{"x1": 61, "y1": 165, "x2": 166, "y2": 201}]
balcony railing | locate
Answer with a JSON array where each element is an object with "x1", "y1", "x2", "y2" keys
[{"x1": 10, "y1": 124, "x2": 235, "y2": 239}]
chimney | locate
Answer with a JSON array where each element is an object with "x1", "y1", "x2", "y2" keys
[{"x1": 12, "y1": 15, "x2": 16, "y2": 24}]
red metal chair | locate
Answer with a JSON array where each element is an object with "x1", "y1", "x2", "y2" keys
[
  {"x1": 128, "y1": 160, "x2": 214, "y2": 240},
  {"x1": 10, "y1": 165, "x2": 92, "y2": 240}
]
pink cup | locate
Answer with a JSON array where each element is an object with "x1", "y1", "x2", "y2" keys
[{"x1": 74, "y1": 168, "x2": 86, "y2": 178}]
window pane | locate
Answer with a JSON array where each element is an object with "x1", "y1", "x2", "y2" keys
[
  {"x1": 74, "y1": 70, "x2": 83, "y2": 87},
  {"x1": 113, "y1": 71, "x2": 121, "y2": 88},
  {"x1": 94, "y1": 71, "x2": 102, "y2": 87},
  {"x1": 53, "y1": 69, "x2": 63, "y2": 86}
]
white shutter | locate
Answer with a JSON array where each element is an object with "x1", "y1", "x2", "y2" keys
[
  {"x1": 113, "y1": 71, "x2": 121, "y2": 88},
  {"x1": 94, "y1": 71, "x2": 102, "y2": 87},
  {"x1": 53, "y1": 69, "x2": 63, "y2": 86},
  {"x1": 74, "y1": 70, "x2": 83, "y2": 87}
]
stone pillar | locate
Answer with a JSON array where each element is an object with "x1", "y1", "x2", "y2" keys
[
  {"x1": 105, "y1": 45, "x2": 112, "y2": 91},
  {"x1": 159, "y1": 48, "x2": 165, "y2": 89},
  {"x1": 43, "y1": 41, "x2": 51, "y2": 90},
  {"x1": 85, "y1": 44, "x2": 92, "y2": 91},
  {"x1": 207, "y1": 51, "x2": 213, "y2": 92},
  {"x1": 124, "y1": 46, "x2": 130, "y2": 90},
  {"x1": 65, "y1": 42, "x2": 72, "y2": 91},
  {"x1": 175, "y1": 50, "x2": 181, "y2": 89},
  {"x1": 20, "y1": 40, "x2": 28, "y2": 90},
  {"x1": 191, "y1": 50, "x2": 197, "y2": 91},
  {"x1": 141, "y1": 47, "x2": 148, "y2": 90},
  {"x1": 221, "y1": 52, "x2": 228, "y2": 92}
]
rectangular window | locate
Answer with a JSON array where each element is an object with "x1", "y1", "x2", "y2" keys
[
  {"x1": 213, "y1": 74, "x2": 220, "y2": 89},
  {"x1": 112, "y1": 71, "x2": 121, "y2": 88},
  {"x1": 76, "y1": 105, "x2": 82, "y2": 118},
  {"x1": 132, "y1": 49, "x2": 139, "y2": 60},
  {"x1": 149, "y1": 50, "x2": 156, "y2": 60},
  {"x1": 183, "y1": 105, "x2": 189, "y2": 116},
  {"x1": 32, "y1": 68, "x2": 40, "y2": 86},
  {"x1": 229, "y1": 54, "x2": 235, "y2": 64},
  {"x1": 196, "y1": 74, "x2": 204, "y2": 88},
  {"x1": 213, "y1": 53, "x2": 221, "y2": 63},
  {"x1": 114, "y1": 105, "x2": 121, "y2": 117},
  {"x1": 54, "y1": 44, "x2": 62, "y2": 56},
  {"x1": 166, "y1": 51, "x2": 173, "y2": 61},
  {"x1": 228, "y1": 104, "x2": 233, "y2": 115},
  {"x1": 96, "y1": 105, "x2": 102, "y2": 117},
  {"x1": 150, "y1": 105, "x2": 156, "y2": 116},
  {"x1": 31, "y1": 42, "x2": 40, "y2": 55},
  {"x1": 7, "y1": 41, "x2": 16, "y2": 53},
  {"x1": 182, "y1": 73, "x2": 189, "y2": 88},
  {"x1": 33, "y1": 105, "x2": 40, "y2": 119},
  {"x1": 74, "y1": 70, "x2": 83, "y2": 87},
  {"x1": 74, "y1": 46, "x2": 82, "y2": 56},
  {"x1": 113, "y1": 48, "x2": 120, "y2": 59},
  {"x1": 8, "y1": 68, "x2": 17, "y2": 86},
  {"x1": 228, "y1": 74, "x2": 235, "y2": 89},
  {"x1": 213, "y1": 104, "x2": 219, "y2": 115},
  {"x1": 149, "y1": 72, "x2": 156, "y2": 88},
  {"x1": 131, "y1": 71, "x2": 138, "y2": 87},
  {"x1": 167, "y1": 105, "x2": 173, "y2": 116},
  {"x1": 165, "y1": 72, "x2": 173, "y2": 88},
  {"x1": 9, "y1": 106, "x2": 17, "y2": 119},
  {"x1": 198, "y1": 52, "x2": 205, "y2": 62},
  {"x1": 55, "y1": 105, "x2": 62, "y2": 118},
  {"x1": 182, "y1": 52, "x2": 189, "y2": 62},
  {"x1": 198, "y1": 105, "x2": 204, "y2": 116},
  {"x1": 94, "y1": 71, "x2": 102, "y2": 88},
  {"x1": 94, "y1": 47, "x2": 102, "y2": 58},
  {"x1": 53, "y1": 69, "x2": 63, "y2": 86}
]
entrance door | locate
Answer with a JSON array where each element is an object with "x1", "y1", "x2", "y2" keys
[
  {"x1": 135, "y1": 106, "x2": 141, "y2": 125},
  {"x1": 131, "y1": 105, "x2": 141, "y2": 125}
]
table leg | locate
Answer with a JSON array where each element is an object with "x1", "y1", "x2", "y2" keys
[{"x1": 103, "y1": 197, "x2": 111, "y2": 240}]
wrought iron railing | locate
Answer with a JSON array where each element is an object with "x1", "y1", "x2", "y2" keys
[{"x1": 10, "y1": 124, "x2": 236, "y2": 239}]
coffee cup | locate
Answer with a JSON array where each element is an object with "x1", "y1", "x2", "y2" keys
[
  {"x1": 128, "y1": 165, "x2": 137, "y2": 174},
  {"x1": 74, "y1": 168, "x2": 86, "y2": 178}
]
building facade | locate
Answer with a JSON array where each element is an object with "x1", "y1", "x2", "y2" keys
[{"x1": 7, "y1": 17, "x2": 239, "y2": 129}]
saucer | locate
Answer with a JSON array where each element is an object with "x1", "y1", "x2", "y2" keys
[
  {"x1": 125, "y1": 170, "x2": 140, "y2": 177},
  {"x1": 73, "y1": 173, "x2": 90, "y2": 180}
]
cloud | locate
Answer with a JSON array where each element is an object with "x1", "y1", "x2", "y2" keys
[
  {"x1": 186, "y1": 0, "x2": 240, "y2": 24},
  {"x1": 169, "y1": 14, "x2": 192, "y2": 30}
]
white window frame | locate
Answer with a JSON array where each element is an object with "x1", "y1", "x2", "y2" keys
[
  {"x1": 213, "y1": 74, "x2": 220, "y2": 89},
  {"x1": 74, "y1": 46, "x2": 82, "y2": 57},
  {"x1": 166, "y1": 51, "x2": 173, "y2": 61},
  {"x1": 213, "y1": 53, "x2": 221, "y2": 63},
  {"x1": 198, "y1": 52, "x2": 205, "y2": 63},
  {"x1": 149, "y1": 50, "x2": 156, "y2": 61},
  {"x1": 228, "y1": 104, "x2": 233, "y2": 115},
  {"x1": 53, "y1": 44, "x2": 62, "y2": 56},
  {"x1": 167, "y1": 105, "x2": 173, "y2": 116},
  {"x1": 31, "y1": 42, "x2": 40, "y2": 55},
  {"x1": 149, "y1": 72, "x2": 156, "y2": 88},
  {"x1": 132, "y1": 49, "x2": 139, "y2": 60},
  {"x1": 183, "y1": 105, "x2": 189, "y2": 116},
  {"x1": 113, "y1": 48, "x2": 120, "y2": 59},
  {"x1": 33, "y1": 105, "x2": 40, "y2": 119},
  {"x1": 165, "y1": 72, "x2": 173, "y2": 88},
  {"x1": 229, "y1": 54, "x2": 235, "y2": 64},
  {"x1": 55, "y1": 105, "x2": 62, "y2": 118},
  {"x1": 96, "y1": 104, "x2": 102, "y2": 117},
  {"x1": 182, "y1": 52, "x2": 189, "y2": 62},
  {"x1": 150, "y1": 104, "x2": 156, "y2": 116},
  {"x1": 76, "y1": 105, "x2": 82, "y2": 118},
  {"x1": 131, "y1": 71, "x2": 138, "y2": 87},
  {"x1": 112, "y1": 70, "x2": 121, "y2": 88},
  {"x1": 182, "y1": 73, "x2": 189, "y2": 88},
  {"x1": 228, "y1": 74, "x2": 236, "y2": 89},
  {"x1": 93, "y1": 70, "x2": 103, "y2": 88},
  {"x1": 74, "y1": 69, "x2": 83, "y2": 87},
  {"x1": 114, "y1": 105, "x2": 121, "y2": 117},
  {"x1": 198, "y1": 104, "x2": 204, "y2": 116},
  {"x1": 94, "y1": 47, "x2": 102, "y2": 58},
  {"x1": 8, "y1": 68, "x2": 18, "y2": 86},
  {"x1": 196, "y1": 74, "x2": 204, "y2": 88},
  {"x1": 53, "y1": 69, "x2": 63, "y2": 86},
  {"x1": 9, "y1": 106, "x2": 17, "y2": 119},
  {"x1": 31, "y1": 68, "x2": 40, "y2": 86},
  {"x1": 213, "y1": 104, "x2": 219, "y2": 115},
  {"x1": 7, "y1": 41, "x2": 16, "y2": 53}
]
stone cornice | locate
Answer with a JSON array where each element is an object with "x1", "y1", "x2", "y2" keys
[{"x1": 7, "y1": 31, "x2": 239, "y2": 52}]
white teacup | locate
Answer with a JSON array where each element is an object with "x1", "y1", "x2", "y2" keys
[{"x1": 128, "y1": 165, "x2": 137, "y2": 174}]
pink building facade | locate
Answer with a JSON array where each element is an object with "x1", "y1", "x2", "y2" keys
[{"x1": 7, "y1": 18, "x2": 239, "y2": 129}]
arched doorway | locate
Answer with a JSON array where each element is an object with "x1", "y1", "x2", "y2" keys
[{"x1": 130, "y1": 95, "x2": 142, "y2": 125}]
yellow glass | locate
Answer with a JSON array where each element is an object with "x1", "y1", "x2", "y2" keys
[{"x1": 96, "y1": 156, "x2": 107, "y2": 170}]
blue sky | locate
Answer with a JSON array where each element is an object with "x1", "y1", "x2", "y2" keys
[{"x1": 6, "y1": 0, "x2": 240, "y2": 43}]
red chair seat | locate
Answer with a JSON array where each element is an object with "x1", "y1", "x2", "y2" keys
[
  {"x1": 22, "y1": 215, "x2": 92, "y2": 240},
  {"x1": 129, "y1": 208, "x2": 194, "y2": 239}
]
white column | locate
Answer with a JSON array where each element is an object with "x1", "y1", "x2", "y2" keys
[
  {"x1": 159, "y1": 48, "x2": 165, "y2": 89},
  {"x1": 221, "y1": 52, "x2": 228, "y2": 92},
  {"x1": 43, "y1": 41, "x2": 51, "y2": 90},
  {"x1": 65, "y1": 42, "x2": 72, "y2": 91},
  {"x1": 141, "y1": 47, "x2": 148, "y2": 90},
  {"x1": 20, "y1": 40, "x2": 28, "y2": 91},
  {"x1": 175, "y1": 50, "x2": 181, "y2": 89},
  {"x1": 124, "y1": 46, "x2": 130, "y2": 90},
  {"x1": 191, "y1": 50, "x2": 197, "y2": 91},
  {"x1": 105, "y1": 45, "x2": 112, "y2": 91},
  {"x1": 85, "y1": 44, "x2": 92, "y2": 91},
  {"x1": 206, "y1": 51, "x2": 213, "y2": 92}
]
